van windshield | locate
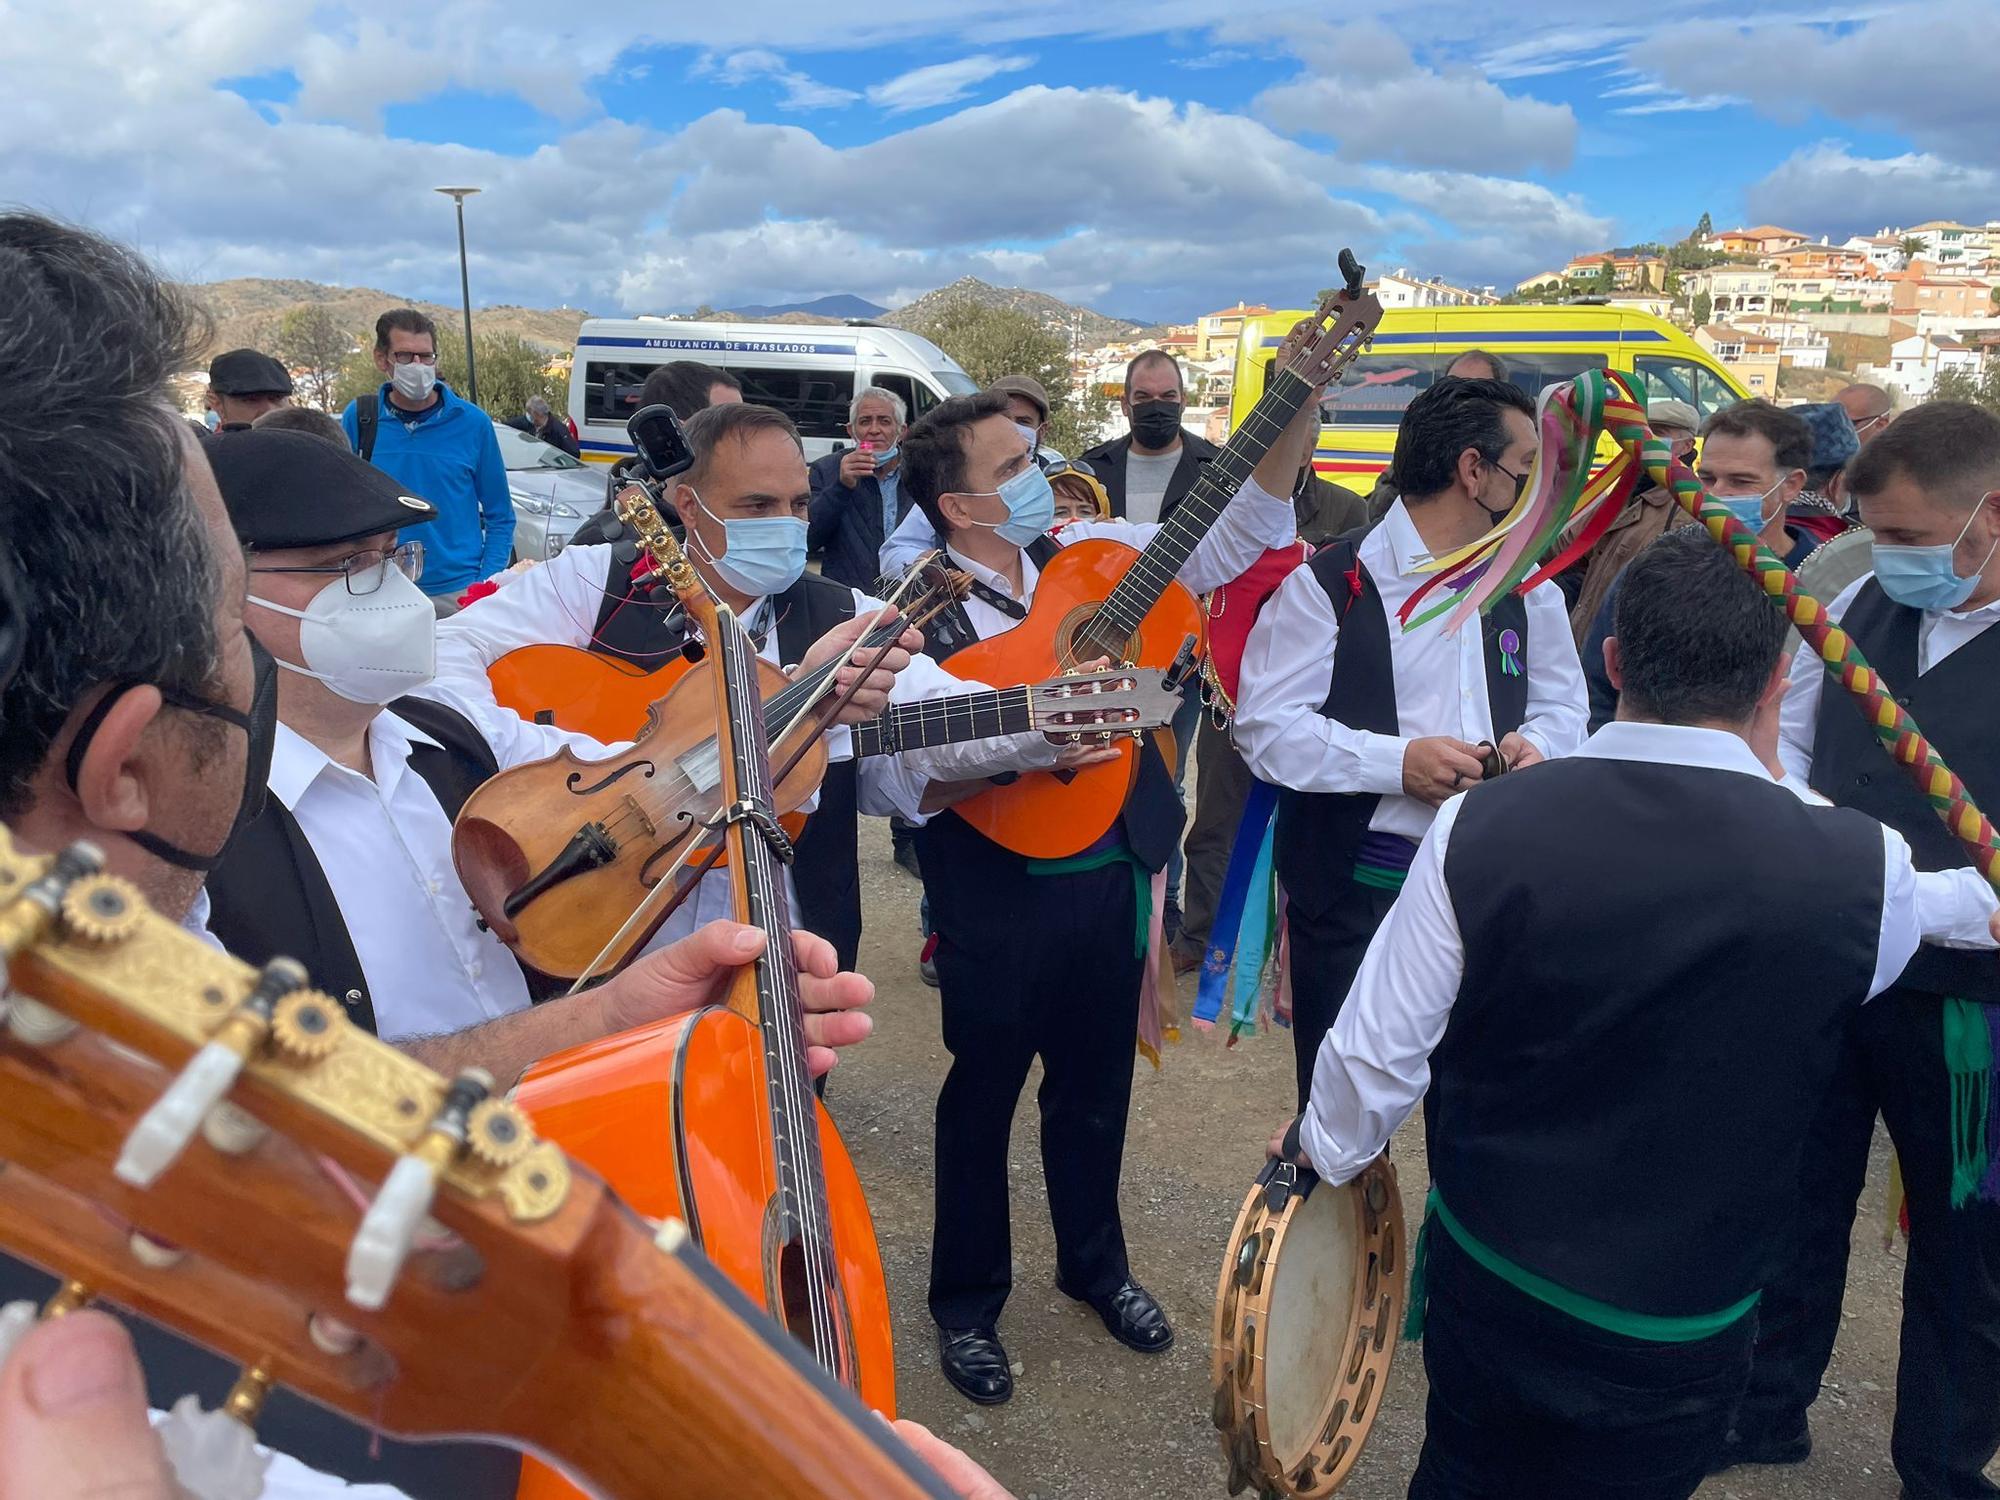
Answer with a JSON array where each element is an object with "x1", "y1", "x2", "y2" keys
[{"x1": 934, "y1": 369, "x2": 978, "y2": 396}]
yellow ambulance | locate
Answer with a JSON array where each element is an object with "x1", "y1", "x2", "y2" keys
[{"x1": 1229, "y1": 304, "x2": 1750, "y2": 494}]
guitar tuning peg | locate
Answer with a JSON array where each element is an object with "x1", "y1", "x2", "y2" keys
[
  {"x1": 0, "y1": 839, "x2": 103, "y2": 991},
  {"x1": 116, "y1": 957, "x2": 310, "y2": 1189},
  {"x1": 345, "y1": 1069, "x2": 493, "y2": 1311},
  {"x1": 156, "y1": 1366, "x2": 274, "y2": 1500}
]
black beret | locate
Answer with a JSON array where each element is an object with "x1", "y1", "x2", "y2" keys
[
  {"x1": 207, "y1": 348, "x2": 294, "y2": 397},
  {"x1": 205, "y1": 429, "x2": 437, "y2": 550}
]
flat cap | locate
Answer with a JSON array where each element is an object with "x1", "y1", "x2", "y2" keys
[
  {"x1": 206, "y1": 429, "x2": 436, "y2": 550},
  {"x1": 987, "y1": 374, "x2": 1051, "y2": 421},
  {"x1": 207, "y1": 348, "x2": 294, "y2": 397},
  {"x1": 1647, "y1": 398, "x2": 1699, "y2": 433},
  {"x1": 1793, "y1": 402, "x2": 1861, "y2": 471}
]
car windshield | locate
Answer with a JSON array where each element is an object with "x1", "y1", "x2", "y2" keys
[{"x1": 496, "y1": 425, "x2": 583, "y2": 470}]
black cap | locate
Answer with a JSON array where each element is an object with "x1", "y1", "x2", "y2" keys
[
  {"x1": 206, "y1": 429, "x2": 437, "y2": 550},
  {"x1": 208, "y1": 348, "x2": 294, "y2": 397}
]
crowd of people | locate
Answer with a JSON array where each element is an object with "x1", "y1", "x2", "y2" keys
[{"x1": 2, "y1": 205, "x2": 1999, "y2": 1500}]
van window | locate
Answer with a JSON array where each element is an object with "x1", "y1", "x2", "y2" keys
[
  {"x1": 718, "y1": 365, "x2": 856, "y2": 441},
  {"x1": 935, "y1": 369, "x2": 979, "y2": 397},
  {"x1": 1307, "y1": 351, "x2": 1610, "y2": 428},
  {"x1": 1634, "y1": 356, "x2": 1738, "y2": 422},
  {"x1": 582, "y1": 361, "x2": 651, "y2": 425},
  {"x1": 868, "y1": 373, "x2": 938, "y2": 423},
  {"x1": 1312, "y1": 353, "x2": 1437, "y2": 427},
  {"x1": 1492, "y1": 351, "x2": 1608, "y2": 400}
]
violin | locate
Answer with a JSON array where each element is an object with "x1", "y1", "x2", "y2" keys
[
  {"x1": 452, "y1": 488, "x2": 962, "y2": 982},
  {"x1": 509, "y1": 521, "x2": 898, "y2": 1500}
]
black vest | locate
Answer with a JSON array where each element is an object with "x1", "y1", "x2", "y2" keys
[
  {"x1": 1811, "y1": 580, "x2": 2000, "y2": 1002},
  {"x1": 1274, "y1": 536, "x2": 1528, "y2": 924},
  {"x1": 589, "y1": 546, "x2": 864, "y2": 969},
  {"x1": 109, "y1": 705, "x2": 527, "y2": 1498},
  {"x1": 1433, "y1": 757, "x2": 1884, "y2": 1316},
  {"x1": 915, "y1": 534, "x2": 1186, "y2": 880},
  {"x1": 204, "y1": 696, "x2": 549, "y2": 1036}
]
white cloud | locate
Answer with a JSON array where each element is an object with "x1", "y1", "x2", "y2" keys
[
  {"x1": 1745, "y1": 143, "x2": 2000, "y2": 237},
  {"x1": 1635, "y1": 0, "x2": 2000, "y2": 158},
  {"x1": 1247, "y1": 20, "x2": 1576, "y2": 175},
  {"x1": 697, "y1": 49, "x2": 859, "y2": 110},
  {"x1": 865, "y1": 55, "x2": 1034, "y2": 113}
]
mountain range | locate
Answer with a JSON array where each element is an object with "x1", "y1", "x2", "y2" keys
[{"x1": 182, "y1": 276, "x2": 1155, "y2": 360}]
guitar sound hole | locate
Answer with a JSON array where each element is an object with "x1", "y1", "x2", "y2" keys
[{"x1": 1066, "y1": 611, "x2": 1130, "y2": 668}]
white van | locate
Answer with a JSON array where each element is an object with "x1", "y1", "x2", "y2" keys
[{"x1": 568, "y1": 319, "x2": 978, "y2": 464}]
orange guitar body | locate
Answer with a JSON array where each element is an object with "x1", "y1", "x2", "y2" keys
[
  {"x1": 488, "y1": 643, "x2": 695, "y2": 744},
  {"x1": 939, "y1": 537, "x2": 1205, "y2": 859},
  {"x1": 514, "y1": 1009, "x2": 896, "y2": 1500}
]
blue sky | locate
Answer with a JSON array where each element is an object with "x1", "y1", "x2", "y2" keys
[{"x1": 6, "y1": 1, "x2": 1995, "y2": 323}]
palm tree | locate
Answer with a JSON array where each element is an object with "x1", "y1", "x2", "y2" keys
[{"x1": 1898, "y1": 235, "x2": 1927, "y2": 267}]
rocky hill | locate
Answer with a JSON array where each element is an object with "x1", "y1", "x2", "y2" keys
[
  {"x1": 184, "y1": 278, "x2": 589, "y2": 357},
  {"x1": 180, "y1": 275, "x2": 1150, "y2": 360},
  {"x1": 878, "y1": 277, "x2": 1148, "y2": 346}
]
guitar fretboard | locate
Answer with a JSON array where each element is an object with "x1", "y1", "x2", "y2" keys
[
  {"x1": 1078, "y1": 366, "x2": 1319, "y2": 659},
  {"x1": 847, "y1": 686, "x2": 1036, "y2": 758}
]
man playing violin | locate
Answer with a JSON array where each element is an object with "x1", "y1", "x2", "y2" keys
[
  {"x1": 894, "y1": 329, "x2": 1324, "y2": 1405},
  {"x1": 429, "y1": 401, "x2": 1085, "y2": 975},
  {"x1": 0, "y1": 212, "x2": 875, "y2": 1500}
]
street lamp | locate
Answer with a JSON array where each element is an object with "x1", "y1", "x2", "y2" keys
[{"x1": 435, "y1": 186, "x2": 481, "y2": 407}]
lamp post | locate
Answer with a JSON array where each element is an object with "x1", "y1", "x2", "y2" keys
[{"x1": 435, "y1": 186, "x2": 481, "y2": 407}]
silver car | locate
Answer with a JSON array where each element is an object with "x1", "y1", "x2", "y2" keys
[{"x1": 495, "y1": 421, "x2": 604, "y2": 560}]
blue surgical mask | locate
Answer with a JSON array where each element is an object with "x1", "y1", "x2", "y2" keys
[
  {"x1": 686, "y1": 489, "x2": 807, "y2": 598},
  {"x1": 873, "y1": 444, "x2": 899, "y2": 468},
  {"x1": 961, "y1": 464, "x2": 1056, "y2": 547},
  {"x1": 1711, "y1": 476, "x2": 1784, "y2": 535},
  {"x1": 1873, "y1": 502, "x2": 1999, "y2": 612}
]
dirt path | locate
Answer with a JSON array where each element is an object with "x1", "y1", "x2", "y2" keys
[{"x1": 834, "y1": 818, "x2": 1932, "y2": 1499}]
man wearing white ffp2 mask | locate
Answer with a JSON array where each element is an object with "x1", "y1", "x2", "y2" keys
[{"x1": 202, "y1": 429, "x2": 631, "y2": 1057}]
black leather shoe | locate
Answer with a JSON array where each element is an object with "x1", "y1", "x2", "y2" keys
[
  {"x1": 1706, "y1": 1422, "x2": 1811, "y2": 1475},
  {"x1": 1065, "y1": 1278, "x2": 1174, "y2": 1353},
  {"x1": 937, "y1": 1326, "x2": 1013, "y2": 1404}
]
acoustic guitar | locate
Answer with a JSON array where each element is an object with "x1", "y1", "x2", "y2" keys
[
  {"x1": 940, "y1": 251, "x2": 1384, "y2": 859},
  {"x1": 508, "y1": 505, "x2": 902, "y2": 1500},
  {"x1": 0, "y1": 824, "x2": 955, "y2": 1499}
]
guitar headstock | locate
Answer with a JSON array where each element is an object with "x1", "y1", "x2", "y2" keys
[
  {"x1": 0, "y1": 824, "x2": 950, "y2": 1499},
  {"x1": 1030, "y1": 667, "x2": 1187, "y2": 742},
  {"x1": 1279, "y1": 249, "x2": 1385, "y2": 389},
  {"x1": 612, "y1": 481, "x2": 709, "y2": 617}
]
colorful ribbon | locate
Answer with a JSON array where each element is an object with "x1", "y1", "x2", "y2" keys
[
  {"x1": 1402, "y1": 368, "x2": 2000, "y2": 890},
  {"x1": 1193, "y1": 780, "x2": 1282, "y2": 1040}
]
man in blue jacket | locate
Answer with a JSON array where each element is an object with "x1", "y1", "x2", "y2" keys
[{"x1": 340, "y1": 308, "x2": 513, "y2": 611}]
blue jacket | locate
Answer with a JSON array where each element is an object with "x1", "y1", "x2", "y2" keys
[{"x1": 341, "y1": 383, "x2": 514, "y2": 594}]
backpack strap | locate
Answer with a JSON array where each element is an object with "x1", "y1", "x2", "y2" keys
[{"x1": 355, "y1": 391, "x2": 380, "y2": 462}]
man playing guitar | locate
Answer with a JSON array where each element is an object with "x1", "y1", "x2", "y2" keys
[{"x1": 896, "y1": 329, "x2": 1325, "y2": 1405}]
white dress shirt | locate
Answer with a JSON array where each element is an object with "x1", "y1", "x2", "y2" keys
[
  {"x1": 1298, "y1": 721, "x2": 1994, "y2": 1187},
  {"x1": 270, "y1": 714, "x2": 539, "y2": 1042},
  {"x1": 1233, "y1": 499, "x2": 1588, "y2": 842},
  {"x1": 1777, "y1": 571, "x2": 2000, "y2": 784}
]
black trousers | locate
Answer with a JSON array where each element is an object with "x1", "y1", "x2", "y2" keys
[
  {"x1": 1739, "y1": 988, "x2": 2000, "y2": 1499},
  {"x1": 1287, "y1": 881, "x2": 1400, "y2": 1111},
  {"x1": 1409, "y1": 1221, "x2": 1754, "y2": 1500},
  {"x1": 927, "y1": 857, "x2": 1145, "y2": 1329}
]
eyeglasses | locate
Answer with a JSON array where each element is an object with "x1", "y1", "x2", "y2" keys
[
  {"x1": 251, "y1": 541, "x2": 424, "y2": 595},
  {"x1": 386, "y1": 350, "x2": 439, "y2": 366}
]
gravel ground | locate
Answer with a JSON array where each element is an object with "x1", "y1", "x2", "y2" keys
[{"x1": 830, "y1": 814, "x2": 1945, "y2": 1500}]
